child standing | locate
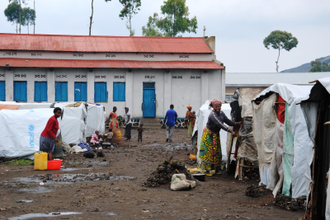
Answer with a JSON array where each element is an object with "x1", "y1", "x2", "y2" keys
[{"x1": 137, "y1": 123, "x2": 144, "y2": 143}]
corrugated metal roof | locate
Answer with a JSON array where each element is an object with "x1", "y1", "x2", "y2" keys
[
  {"x1": 0, "y1": 58, "x2": 224, "y2": 69},
  {"x1": 226, "y1": 72, "x2": 330, "y2": 86},
  {"x1": 0, "y1": 33, "x2": 214, "y2": 54}
]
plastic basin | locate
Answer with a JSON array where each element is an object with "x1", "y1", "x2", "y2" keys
[{"x1": 47, "y1": 159, "x2": 62, "y2": 170}]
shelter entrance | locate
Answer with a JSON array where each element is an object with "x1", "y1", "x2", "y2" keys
[{"x1": 142, "y1": 82, "x2": 156, "y2": 118}]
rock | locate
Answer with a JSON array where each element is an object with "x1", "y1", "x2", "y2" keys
[{"x1": 83, "y1": 152, "x2": 95, "y2": 158}]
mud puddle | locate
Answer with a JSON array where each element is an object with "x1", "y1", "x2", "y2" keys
[
  {"x1": 68, "y1": 160, "x2": 110, "y2": 166},
  {"x1": 7, "y1": 212, "x2": 83, "y2": 220},
  {"x1": 13, "y1": 173, "x2": 135, "y2": 185},
  {"x1": 18, "y1": 186, "x2": 54, "y2": 194},
  {"x1": 16, "y1": 200, "x2": 36, "y2": 203}
]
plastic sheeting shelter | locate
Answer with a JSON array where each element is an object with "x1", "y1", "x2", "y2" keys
[
  {"x1": 192, "y1": 101, "x2": 231, "y2": 163},
  {"x1": 0, "y1": 102, "x2": 105, "y2": 158},
  {"x1": 300, "y1": 77, "x2": 330, "y2": 220},
  {"x1": 0, "y1": 108, "x2": 54, "y2": 158},
  {"x1": 252, "y1": 83, "x2": 313, "y2": 199}
]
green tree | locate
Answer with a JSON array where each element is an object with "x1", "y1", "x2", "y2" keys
[
  {"x1": 4, "y1": 1, "x2": 21, "y2": 33},
  {"x1": 22, "y1": 7, "x2": 35, "y2": 33},
  {"x1": 118, "y1": 0, "x2": 141, "y2": 36},
  {"x1": 142, "y1": 0, "x2": 197, "y2": 37},
  {"x1": 263, "y1": 30, "x2": 298, "y2": 72},
  {"x1": 142, "y1": 13, "x2": 163, "y2": 37},
  {"x1": 309, "y1": 61, "x2": 330, "y2": 72}
]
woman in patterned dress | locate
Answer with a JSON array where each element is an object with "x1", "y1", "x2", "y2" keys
[{"x1": 199, "y1": 99, "x2": 241, "y2": 176}]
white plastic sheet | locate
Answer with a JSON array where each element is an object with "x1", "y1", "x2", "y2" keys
[
  {"x1": 192, "y1": 101, "x2": 231, "y2": 163},
  {"x1": 85, "y1": 104, "x2": 105, "y2": 137},
  {"x1": 0, "y1": 108, "x2": 54, "y2": 158},
  {"x1": 253, "y1": 83, "x2": 313, "y2": 199},
  {"x1": 59, "y1": 106, "x2": 87, "y2": 145}
]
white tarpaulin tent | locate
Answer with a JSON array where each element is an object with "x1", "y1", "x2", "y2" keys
[
  {"x1": 0, "y1": 108, "x2": 54, "y2": 158},
  {"x1": 85, "y1": 104, "x2": 105, "y2": 137},
  {"x1": 300, "y1": 77, "x2": 330, "y2": 219},
  {"x1": 0, "y1": 102, "x2": 105, "y2": 158},
  {"x1": 59, "y1": 106, "x2": 87, "y2": 145},
  {"x1": 252, "y1": 83, "x2": 313, "y2": 199},
  {"x1": 192, "y1": 101, "x2": 231, "y2": 163}
]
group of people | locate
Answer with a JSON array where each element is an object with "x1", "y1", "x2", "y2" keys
[
  {"x1": 107, "y1": 106, "x2": 144, "y2": 143},
  {"x1": 40, "y1": 100, "x2": 240, "y2": 177}
]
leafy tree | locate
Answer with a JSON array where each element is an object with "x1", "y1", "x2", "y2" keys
[
  {"x1": 118, "y1": 0, "x2": 141, "y2": 36},
  {"x1": 263, "y1": 30, "x2": 298, "y2": 72},
  {"x1": 142, "y1": 13, "x2": 163, "y2": 37},
  {"x1": 4, "y1": 1, "x2": 21, "y2": 32},
  {"x1": 142, "y1": 0, "x2": 197, "y2": 37},
  {"x1": 5, "y1": 0, "x2": 35, "y2": 34},
  {"x1": 22, "y1": 7, "x2": 35, "y2": 33},
  {"x1": 309, "y1": 61, "x2": 330, "y2": 72}
]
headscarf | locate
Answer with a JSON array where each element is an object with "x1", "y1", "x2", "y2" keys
[
  {"x1": 210, "y1": 99, "x2": 222, "y2": 107},
  {"x1": 187, "y1": 105, "x2": 192, "y2": 110}
]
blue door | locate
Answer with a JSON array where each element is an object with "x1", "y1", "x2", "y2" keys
[
  {"x1": 14, "y1": 81, "x2": 27, "y2": 102},
  {"x1": 143, "y1": 82, "x2": 156, "y2": 118},
  {"x1": 95, "y1": 82, "x2": 107, "y2": 102},
  {"x1": 74, "y1": 82, "x2": 87, "y2": 101},
  {"x1": 34, "y1": 82, "x2": 47, "y2": 102},
  {"x1": 55, "y1": 82, "x2": 68, "y2": 102},
  {"x1": 0, "y1": 81, "x2": 5, "y2": 101}
]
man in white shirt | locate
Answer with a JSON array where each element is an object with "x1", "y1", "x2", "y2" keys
[{"x1": 124, "y1": 107, "x2": 132, "y2": 141}]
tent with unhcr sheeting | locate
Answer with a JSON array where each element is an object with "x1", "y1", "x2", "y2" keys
[
  {"x1": 300, "y1": 77, "x2": 330, "y2": 220},
  {"x1": 251, "y1": 83, "x2": 313, "y2": 199},
  {"x1": 0, "y1": 102, "x2": 105, "y2": 158},
  {"x1": 192, "y1": 100, "x2": 231, "y2": 163}
]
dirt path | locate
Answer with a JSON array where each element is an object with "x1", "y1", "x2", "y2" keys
[{"x1": 0, "y1": 128, "x2": 304, "y2": 220}]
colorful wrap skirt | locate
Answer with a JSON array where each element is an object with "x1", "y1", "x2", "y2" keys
[
  {"x1": 39, "y1": 135, "x2": 56, "y2": 153},
  {"x1": 198, "y1": 127, "x2": 222, "y2": 171}
]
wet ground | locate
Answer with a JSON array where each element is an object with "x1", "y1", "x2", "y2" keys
[{"x1": 0, "y1": 128, "x2": 304, "y2": 220}]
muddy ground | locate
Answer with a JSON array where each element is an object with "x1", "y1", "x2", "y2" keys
[{"x1": 0, "y1": 128, "x2": 304, "y2": 220}]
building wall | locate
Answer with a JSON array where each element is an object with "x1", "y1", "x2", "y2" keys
[{"x1": 0, "y1": 67, "x2": 224, "y2": 118}]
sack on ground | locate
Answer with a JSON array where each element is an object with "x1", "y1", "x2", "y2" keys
[{"x1": 170, "y1": 174, "x2": 196, "y2": 191}]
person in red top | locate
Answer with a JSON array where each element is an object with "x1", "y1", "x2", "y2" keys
[
  {"x1": 39, "y1": 107, "x2": 61, "y2": 160},
  {"x1": 109, "y1": 106, "x2": 119, "y2": 130}
]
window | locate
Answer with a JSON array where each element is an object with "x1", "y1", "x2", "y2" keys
[
  {"x1": 225, "y1": 94, "x2": 233, "y2": 103},
  {"x1": 0, "y1": 81, "x2": 5, "y2": 101},
  {"x1": 94, "y1": 82, "x2": 107, "y2": 102},
  {"x1": 14, "y1": 81, "x2": 27, "y2": 102},
  {"x1": 74, "y1": 82, "x2": 87, "y2": 101},
  {"x1": 113, "y1": 82, "x2": 125, "y2": 102},
  {"x1": 55, "y1": 82, "x2": 68, "y2": 102},
  {"x1": 34, "y1": 82, "x2": 47, "y2": 102}
]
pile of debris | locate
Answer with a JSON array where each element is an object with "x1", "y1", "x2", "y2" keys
[
  {"x1": 144, "y1": 159, "x2": 193, "y2": 187},
  {"x1": 245, "y1": 184, "x2": 269, "y2": 198},
  {"x1": 273, "y1": 194, "x2": 306, "y2": 211}
]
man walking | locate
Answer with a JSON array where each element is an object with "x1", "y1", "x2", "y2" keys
[
  {"x1": 165, "y1": 104, "x2": 177, "y2": 143},
  {"x1": 123, "y1": 107, "x2": 132, "y2": 141}
]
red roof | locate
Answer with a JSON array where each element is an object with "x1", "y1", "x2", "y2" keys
[
  {"x1": 0, "y1": 58, "x2": 224, "y2": 70},
  {"x1": 0, "y1": 33, "x2": 214, "y2": 54}
]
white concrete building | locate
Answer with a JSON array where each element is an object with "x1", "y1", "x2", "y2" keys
[{"x1": 0, "y1": 33, "x2": 225, "y2": 118}]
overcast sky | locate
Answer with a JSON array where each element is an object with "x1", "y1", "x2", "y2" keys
[{"x1": 1, "y1": 0, "x2": 329, "y2": 72}]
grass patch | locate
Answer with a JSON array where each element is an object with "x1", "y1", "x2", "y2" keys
[{"x1": 4, "y1": 159, "x2": 34, "y2": 166}]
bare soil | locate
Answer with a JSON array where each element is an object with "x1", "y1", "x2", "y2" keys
[{"x1": 0, "y1": 128, "x2": 304, "y2": 220}]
